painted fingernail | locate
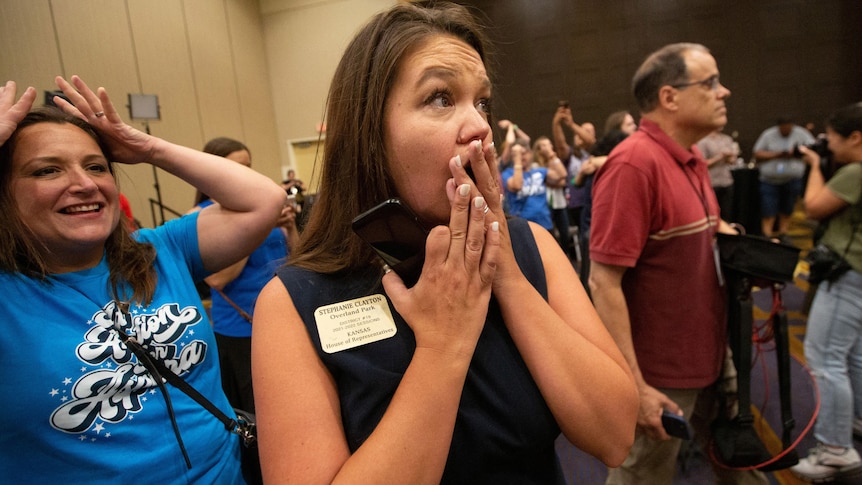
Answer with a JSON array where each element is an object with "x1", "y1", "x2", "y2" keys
[
  {"x1": 491, "y1": 221, "x2": 499, "y2": 232},
  {"x1": 473, "y1": 140, "x2": 482, "y2": 152},
  {"x1": 474, "y1": 196, "x2": 485, "y2": 210},
  {"x1": 383, "y1": 264, "x2": 392, "y2": 274},
  {"x1": 459, "y1": 184, "x2": 470, "y2": 197},
  {"x1": 454, "y1": 154, "x2": 462, "y2": 168}
]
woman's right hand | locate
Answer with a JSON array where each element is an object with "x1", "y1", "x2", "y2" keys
[
  {"x1": 0, "y1": 81, "x2": 36, "y2": 146},
  {"x1": 636, "y1": 384, "x2": 681, "y2": 441}
]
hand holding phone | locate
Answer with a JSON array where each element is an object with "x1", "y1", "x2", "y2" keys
[
  {"x1": 661, "y1": 410, "x2": 692, "y2": 440},
  {"x1": 351, "y1": 199, "x2": 428, "y2": 287}
]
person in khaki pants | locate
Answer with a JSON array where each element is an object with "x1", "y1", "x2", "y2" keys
[{"x1": 590, "y1": 43, "x2": 767, "y2": 484}]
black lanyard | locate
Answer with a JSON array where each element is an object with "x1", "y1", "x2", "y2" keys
[
  {"x1": 680, "y1": 160, "x2": 712, "y2": 223},
  {"x1": 679, "y1": 158, "x2": 725, "y2": 286}
]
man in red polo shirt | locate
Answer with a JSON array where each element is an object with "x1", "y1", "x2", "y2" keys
[{"x1": 590, "y1": 43, "x2": 765, "y2": 484}]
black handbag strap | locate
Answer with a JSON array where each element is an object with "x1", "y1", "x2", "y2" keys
[
  {"x1": 116, "y1": 331, "x2": 252, "y2": 444},
  {"x1": 821, "y1": 209, "x2": 859, "y2": 259},
  {"x1": 116, "y1": 330, "x2": 194, "y2": 469},
  {"x1": 210, "y1": 284, "x2": 254, "y2": 323},
  {"x1": 840, "y1": 218, "x2": 860, "y2": 262}
]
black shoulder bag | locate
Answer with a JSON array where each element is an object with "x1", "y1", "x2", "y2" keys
[
  {"x1": 807, "y1": 166, "x2": 862, "y2": 285},
  {"x1": 806, "y1": 220, "x2": 858, "y2": 286}
]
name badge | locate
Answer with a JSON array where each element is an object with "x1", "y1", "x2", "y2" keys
[{"x1": 314, "y1": 294, "x2": 397, "y2": 354}]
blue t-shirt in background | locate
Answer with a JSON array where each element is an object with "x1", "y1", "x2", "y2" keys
[{"x1": 501, "y1": 166, "x2": 553, "y2": 230}]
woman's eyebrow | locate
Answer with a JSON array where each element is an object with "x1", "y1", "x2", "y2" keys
[
  {"x1": 415, "y1": 67, "x2": 457, "y2": 87},
  {"x1": 415, "y1": 66, "x2": 491, "y2": 90}
]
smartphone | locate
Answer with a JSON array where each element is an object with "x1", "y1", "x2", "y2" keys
[
  {"x1": 558, "y1": 100, "x2": 569, "y2": 108},
  {"x1": 351, "y1": 199, "x2": 429, "y2": 287},
  {"x1": 661, "y1": 411, "x2": 692, "y2": 440}
]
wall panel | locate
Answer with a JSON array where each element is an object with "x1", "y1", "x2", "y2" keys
[
  {"x1": 184, "y1": 0, "x2": 245, "y2": 141},
  {"x1": 51, "y1": 0, "x2": 139, "y2": 95},
  {"x1": 459, "y1": 0, "x2": 862, "y2": 160},
  {"x1": 0, "y1": 1, "x2": 63, "y2": 94},
  {"x1": 0, "y1": 0, "x2": 283, "y2": 226},
  {"x1": 261, "y1": 0, "x2": 394, "y2": 186},
  {"x1": 225, "y1": 0, "x2": 282, "y2": 182},
  {"x1": 125, "y1": 0, "x2": 202, "y2": 219}
]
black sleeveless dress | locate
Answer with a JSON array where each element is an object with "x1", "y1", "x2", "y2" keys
[{"x1": 276, "y1": 217, "x2": 565, "y2": 484}]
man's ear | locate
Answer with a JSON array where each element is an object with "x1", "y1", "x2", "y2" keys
[
  {"x1": 657, "y1": 85, "x2": 679, "y2": 112},
  {"x1": 848, "y1": 130, "x2": 862, "y2": 146}
]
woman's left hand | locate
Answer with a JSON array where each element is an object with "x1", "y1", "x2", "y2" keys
[
  {"x1": 53, "y1": 75, "x2": 157, "y2": 165},
  {"x1": 0, "y1": 81, "x2": 36, "y2": 146}
]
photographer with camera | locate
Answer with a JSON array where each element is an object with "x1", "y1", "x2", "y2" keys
[
  {"x1": 752, "y1": 117, "x2": 815, "y2": 239},
  {"x1": 791, "y1": 102, "x2": 862, "y2": 483}
]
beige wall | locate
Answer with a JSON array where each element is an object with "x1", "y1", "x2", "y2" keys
[
  {"x1": 0, "y1": 0, "x2": 396, "y2": 226},
  {"x1": 0, "y1": 0, "x2": 281, "y2": 227},
  {"x1": 259, "y1": 0, "x2": 394, "y2": 191}
]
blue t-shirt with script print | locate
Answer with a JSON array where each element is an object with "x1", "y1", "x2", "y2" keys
[{"x1": 0, "y1": 213, "x2": 244, "y2": 483}]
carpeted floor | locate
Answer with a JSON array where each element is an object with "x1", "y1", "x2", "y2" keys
[{"x1": 557, "y1": 209, "x2": 862, "y2": 484}]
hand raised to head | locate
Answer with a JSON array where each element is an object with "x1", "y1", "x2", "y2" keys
[
  {"x1": 53, "y1": 75, "x2": 157, "y2": 165},
  {"x1": 0, "y1": 81, "x2": 36, "y2": 146}
]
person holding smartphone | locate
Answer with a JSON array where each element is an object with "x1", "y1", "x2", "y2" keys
[
  {"x1": 589, "y1": 44, "x2": 765, "y2": 484},
  {"x1": 251, "y1": 3, "x2": 638, "y2": 484}
]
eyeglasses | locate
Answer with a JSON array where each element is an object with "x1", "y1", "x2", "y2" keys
[{"x1": 671, "y1": 74, "x2": 721, "y2": 91}]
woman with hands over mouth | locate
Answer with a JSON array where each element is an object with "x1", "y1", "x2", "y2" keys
[
  {"x1": 0, "y1": 76, "x2": 284, "y2": 483},
  {"x1": 251, "y1": 3, "x2": 638, "y2": 484}
]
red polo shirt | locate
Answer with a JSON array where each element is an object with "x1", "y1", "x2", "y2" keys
[{"x1": 591, "y1": 119, "x2": 726, "y2": 389}]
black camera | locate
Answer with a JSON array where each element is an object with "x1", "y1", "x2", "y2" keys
[{"x1": 792, "y1": 137, "x2": 831, "y2": 159}]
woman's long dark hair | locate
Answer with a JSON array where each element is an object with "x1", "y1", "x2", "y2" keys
[{"x1": 0, "y1": 106, "x2": 157, "y2": 304}]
